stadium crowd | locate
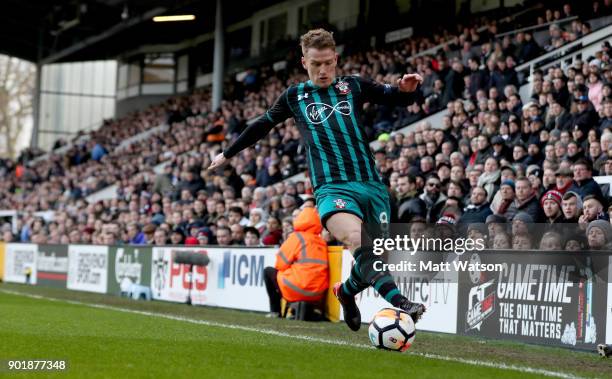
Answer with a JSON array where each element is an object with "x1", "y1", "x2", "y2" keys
[{"x1": 1, "y1": 1, "x2": 612, "y2": 251}]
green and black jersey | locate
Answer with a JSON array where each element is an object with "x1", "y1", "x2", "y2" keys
[{"x1": 223, "y1": 75, "x2": 421, "y2": 189}]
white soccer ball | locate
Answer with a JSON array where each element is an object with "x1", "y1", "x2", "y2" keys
[{"x1": 368, "y1": 307, "x2": 416, "y2": 352}]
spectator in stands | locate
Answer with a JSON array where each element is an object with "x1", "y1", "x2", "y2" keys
[
  {"x1": 579, "y1": 196, "x2": 608, "y2": 228},
  {"x1": 443, "y1": 60, "x2": 465, "y2": 104},
  {"x1": 539, "y1": 231, "x2": 563, "y2": 250},
  {"x1": 418, "y1": 175, "x2": 447, "y2": 223},
  {"x1": 562, "y1": 191, "x2": 583, "y2": 223},
  {"x1": 569, "y1": 159, "x2": 605, "y2": 202},
  {"x1": 492, "y1": 231, "x2": 512, "y2": 249},
  {"x1": 215, "y1": 226, "x2": 232, "y2": 246},
  {"x1": 508, "y1": 177, "x2": 544, "y2": 222},
  {"x1": 244, "y1": 227, "x2": 261, "y2": 246},
  {"x1": 228, "y1": 206, "x2": 249, "y2": 226},
  {"x1": 541, "y1": 190, "x2": 565, "y2": 225},
  {"x1": 248, "y1": 208, "x2": 267, "y2": 232},
  {"x1": 491, "y1": 178, "x2": 516, "y2": 217},
  {"x1": 396, "y1": 175, "x2": 419, "y2": 221},
  {"x1": 262, "y1": 216, "x2": 282, "y2": 246},
  {"x1": 513, "y1": 233, "x2": 533, "y2": 250},
  {"x1": 478, "y1": 157, "x2": 500, "y2": 202},
  {"x1": 230, "y1": 224, "x2": 245, "y2": 245},
  {"x1": 126, "y1": 222, "x2": 146, "y2": 245},
  {"x1": 459, "y1": 186, "x2": 492, "y2": 226},
  {"x1": 489, "y1": 57, "x2": 519, "y2": 95},
  {"x1": 170, "y1": 228, "x2": 185, "y2": 245},
  {"x1": 586, "y1": 219, "x2": 612, "y2": 250},
  {"x1": 555, "y1": 166, "x2": 575, "y2": 193}
]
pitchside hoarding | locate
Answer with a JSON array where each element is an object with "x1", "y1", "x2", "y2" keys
[
  {"x1": 107, "y1": 246, "x2": 152, "y2": 296},
  {"x1": 67, "y1": 245, "x2": 109, "y2": 293},
  {"x1": 206, "y1": 247, "x2": 276, "y2": 311},
  {"x1": 151, "y1": 246, "x2": 210, "y2": 303},
  {"x1": 151, "y1": 247, "x2": 276, "y2": 311},
  {"x1": 36, "y1": 244, "x2": 68, "y2": 288},
  {"x1": 0, "y1": 242, "x2": 4, "y2": 281},
  {"x1": 457, "y1": 251, "x2": 610, "y2": 349},
  {"x1": 607, "y1": 256, "x2": 612, "y2": 344},
  {"x1": 341, "y1": 249, "x2": 459, "y2": 333},
  {"x1": 3, "y1": 243, "x2": 37, "y2": 284}
]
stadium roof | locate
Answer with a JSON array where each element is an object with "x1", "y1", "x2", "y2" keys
[{"x1": 1, "y1": 0, "x2": 284, "y2": 63}]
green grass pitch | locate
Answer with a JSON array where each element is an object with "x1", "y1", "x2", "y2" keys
[{"x1": 0, "y1": 283, "x2": 610, "y2": 378}]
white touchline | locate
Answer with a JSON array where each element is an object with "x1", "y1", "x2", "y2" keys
[{"x1": 0, "y1": 289, "x2": 586, "y2": 379}]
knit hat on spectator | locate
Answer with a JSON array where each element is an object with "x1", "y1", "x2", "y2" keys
[
  {"x1": 459, "y1": 139, "x2": 470, "y2": 147},
  {"x1": 549, "y1": 129, "x2": 561, "y2": 140},
  {"x1": 513, "y1": 212, "x2": 534, "y2": 224},
  {"x1": 491, "y1": 136, "x2": 504, "y2": 145},
  {"x1": 437, "y1": 161, "x2": 451, "y2": 170},
  {"x1": 555, "y1": 166, "x2": 573, "y2": 177},
  {"x1": 575, "y1": 94, "x2": 589, "y2": 103},
  {"x1": 526, "y1": 165, "x2": 541, "y2": 178},
  {"x1": 486, "y1": 214, "x2": 507, "y2": 224},
  {"x1": 197, "y1": 227, "x2": 212, "y2": 239},
  {"x1": 500, "y1": 179, "x2": 515, "y2": 191},
  {"x1": 587, "y1": 220, "x2": 612, "y2": 243},
  {"x1": 152, "y1": 213, "x2": 165, "y2": 226},
  {"x1": 540, "y1": 190, "x2": 562, "y2": 207},
  {"x1": 589, "y1": 58, "x2": 602, "y2": 68},
  {"x1": 467, "y1": 223, "x2": 487, "y2": 235},
  {"x1": 185, "y1": 236, "x2": 199, "y2": 245},
  {"x1": 562, "y1": 191, "x2": 583, "y2": 210}
]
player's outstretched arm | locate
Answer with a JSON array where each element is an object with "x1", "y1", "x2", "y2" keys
[
  {"x1": 357, "y1": 74, "x2": 424, "y2": 107},
  {"x1": 208, "y1": 90, "x2": 291, "y2": 171},
  {"x1": 397, "y1": 73, "x2": 423, "y2": 93}
]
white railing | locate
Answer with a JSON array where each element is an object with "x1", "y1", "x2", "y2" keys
[
  {"x1": 370, "y1": 21, "x2": 612, "y2": 146},
  {"x1": 409, "y1": 4, "x2": 542, "y2": 59},
  {"x1": 495, "y1": 16, "x2": 578, "y2": 38},
  {"x1": 516, "y1": 22, "x2": 612, "y2": 78},
  {"x1": 114, "y1": 124, "x2": 169, "y2": 153}
]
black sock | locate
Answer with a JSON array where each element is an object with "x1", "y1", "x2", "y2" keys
[
  {"x1": 341, "y1": 247, "x2": 369, "y2": 297},
  {"x1": 356, "y1": 248, "x2": 405, "y2": 307}
]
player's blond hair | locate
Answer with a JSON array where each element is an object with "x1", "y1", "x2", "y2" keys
[{"x1": 300, "y1": 29, "x2": 336, "y2": 55}]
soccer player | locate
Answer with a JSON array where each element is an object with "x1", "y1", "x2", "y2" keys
[{"x1": 209, "y1": 28, "x2": 426, "y2": 331}]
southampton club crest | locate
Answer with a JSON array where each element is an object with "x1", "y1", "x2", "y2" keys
[
  {"x1": 335, "y1": 80, "x2": 351, "y2": 95},
  {"x1": 334, "y1": 199, "x2": 347, "y2": 209}
]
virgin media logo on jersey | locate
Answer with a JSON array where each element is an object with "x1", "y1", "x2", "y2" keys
[{"x1": 305, "y1": 101, "x2": 352, "y2": 124}]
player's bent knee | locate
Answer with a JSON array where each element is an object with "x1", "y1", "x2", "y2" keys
[{"x1": 342, "y1": 229, "x2": 362, "y2": 251}]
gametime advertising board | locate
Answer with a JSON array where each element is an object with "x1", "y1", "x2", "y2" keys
[{"x1": 456, "y1": 251, "x2": 610, "y2": 350}]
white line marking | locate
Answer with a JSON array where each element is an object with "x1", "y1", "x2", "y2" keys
[{"x1": 0, "y1": 289, "x2": 588, "y2": 379}]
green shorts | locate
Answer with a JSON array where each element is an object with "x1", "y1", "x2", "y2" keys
[{"x1": 315, "y1": 181, "x2": 390, "y2": 232}]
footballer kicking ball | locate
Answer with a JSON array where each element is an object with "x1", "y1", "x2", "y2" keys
[{"x1": 368, "y1": 307, "x2": 416, "y2": 352}]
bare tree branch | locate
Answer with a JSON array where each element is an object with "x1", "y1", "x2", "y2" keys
[{"x1": 0, "y1": 54, "x2": 34, "y2": 158}]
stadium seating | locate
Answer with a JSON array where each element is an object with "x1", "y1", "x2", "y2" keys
[{"x1": 2, "y1": 0, "x2": 612, "y2": 253}]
